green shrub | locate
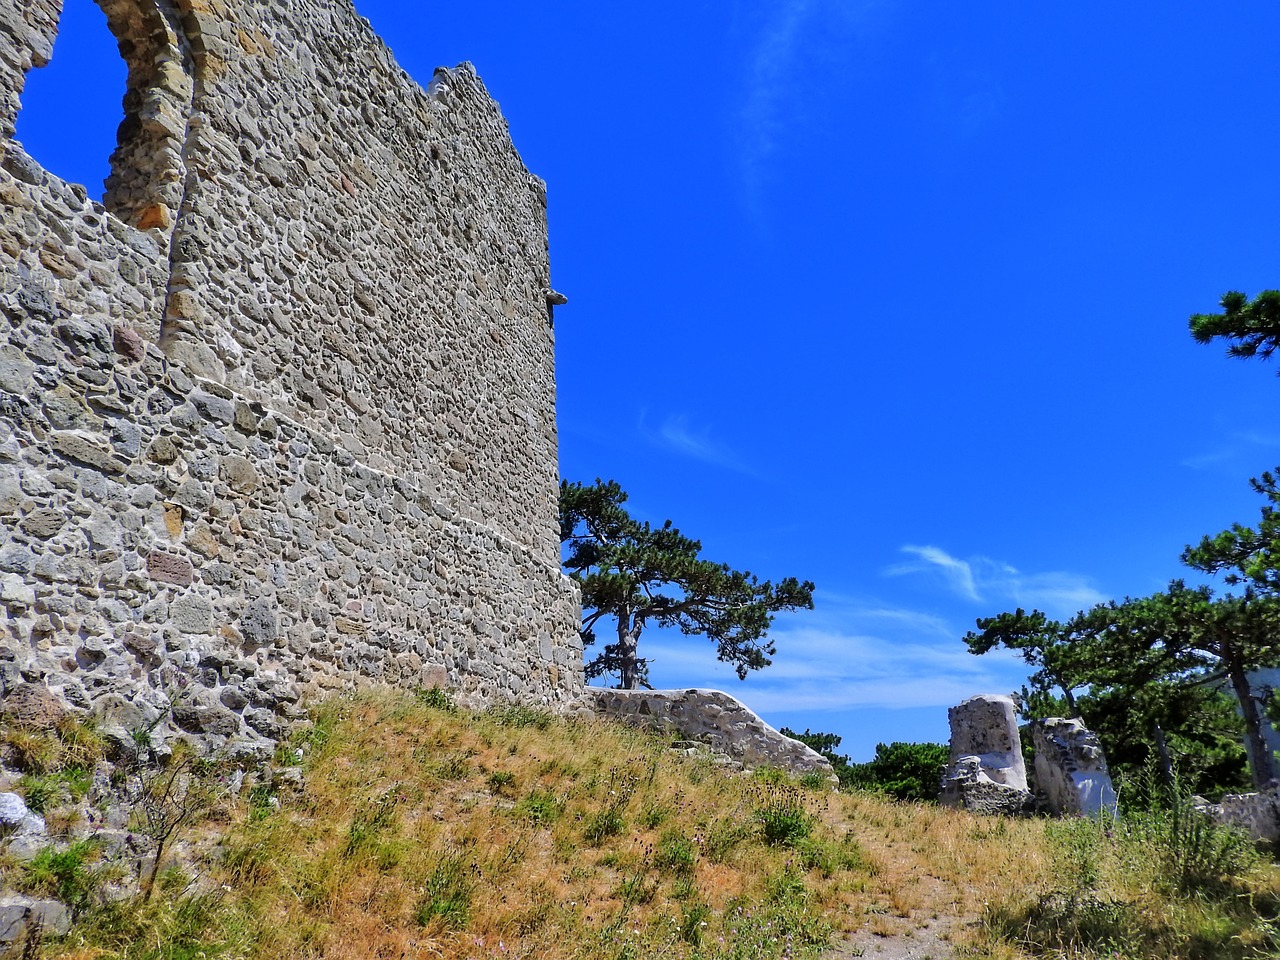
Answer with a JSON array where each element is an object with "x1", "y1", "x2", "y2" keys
[
  {"x1": 1145, "y1": 796, "x2": 1259, "y2": 896},
  {"x1": 843, "y1": 741, "x2": 948, "y2": 802},
  {"x1": 754, "y1": 786, "x2": 814, "y2": 847}
]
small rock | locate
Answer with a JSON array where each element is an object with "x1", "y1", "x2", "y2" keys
[
  {"x1": 1, "y1": 684, "x2": 67, "y2": 731},
  {"x1": 0, "y1": 792, "x2": 29, "y2": 827}
]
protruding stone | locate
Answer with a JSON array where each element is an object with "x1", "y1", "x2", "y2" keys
[
  {"x1": 51, "y1": 432, "x2": 127, "y2": 474},
  {"x1": 1, "y1": 684, "x2": 67, "y2": 731},
  {"x1": 220, "y1": 455, "x2": 259, "y2": 494},
  {"x1": 172, "y1": 697, "x2": 241, "y2": 736},
  {"x1": 113, "y1": 325, "x2": 147, "y2": 361},
  {"x1": 148, "y1": 550, "x2": 194, "y2": 586},
  {"x1": 149, "y1": 436, "x2": 179, "y2": 464},
  {"x1": 18, "y1": 508, "x2": 65, "y2": 540},
  {"x1": 170, "y1": 593, "x2": 214, "y2": 634},
  {"x1": 135, "y1": 203, "x2": 173, "y2": 231}
]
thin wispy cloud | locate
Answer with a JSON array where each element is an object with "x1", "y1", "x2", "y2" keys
[
  {"x1": 891, "y1": 545, "x2": 980, "y2": 601},
  {"x1": 636, "y1": 620, "x2": 1024, "y2": 713},
  {"x1": 737, "y1": 0, "x2": 885, "y2": 220},
  {"x1": 1181, "y1": 430, "x2": 1280, "y2": 471},
  {"x1": 887, "y1": 545, "x2": 1105, "y2": 618},
  {"x1": 739, "y1": 0, "x2": 815, "y2": 216},
  {"x1": 638, "y1": 410, "x2": 759, "y2": 475}
]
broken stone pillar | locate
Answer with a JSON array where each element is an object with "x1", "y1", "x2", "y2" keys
[
  {"x1": 1031, "y1": 718, "x2": 1118, "y2": 818},
  {"x1": 940, "y1": 694, "x2": 1032, "y2": 815}
]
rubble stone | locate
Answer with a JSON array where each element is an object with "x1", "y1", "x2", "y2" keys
[{"x1": 588, "y1": 688, "x2": 834, "y2": 777}]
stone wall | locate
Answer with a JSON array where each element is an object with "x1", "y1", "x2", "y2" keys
[
  {"x1": 587, "y1": 688, "x2": 834, "y2": 776},
  {"x1": 0, "y1": 0, "x2": 582, "y2": 754},
  {"x1": 1195, "y1": 787, "x2": 1280, "y2": 842}
]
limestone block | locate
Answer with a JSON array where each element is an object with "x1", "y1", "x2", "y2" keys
[
  {"x1": 945, "y1": 694, "x2": 1028, "y2": 790},
  {"x1": 1031, "y1": 718, "x2": 1118, "y2": 818},
  {"x1": 0, "y1": 792, "x2": 27, "y2": 828},
  {"x1": 1, "y1": 683, "x2": 67, "y2": 731},
  {"x1": 940, "y1": 694, "x2": 1033, "y2": 815}
]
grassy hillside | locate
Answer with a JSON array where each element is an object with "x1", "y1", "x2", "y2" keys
[{"x1": 9, "y1": 691, "x2": 1280, "y2": 959}]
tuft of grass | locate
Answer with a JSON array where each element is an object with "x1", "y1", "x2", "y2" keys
[
  {"x1": 488, "y1": 703, "x2": 555, "y2": 730},
  {"x1": 21, "y1": 839, "x2": 101, "y2": 913},
  {"x1": 414, "y1": 853, "x2": 474, "y2": 930},
  {"x1": 487, "y1": 770, "x2": 517, "y2": 796},
  {"x1": 654, "y1": 830, "x2": 697, "y2": 875},
  {"x1": 2, "y1": 726, "x2": 61, "y2": 773},
  {"x1": 514, "y1": 788, "x2": 563, "y2": 826},
  {"x1": 753, "y1": 784, "x2": 815, "y2": 847},
  {"x1": 414, "y1": 686, "x2": 458, "y2": 712}
]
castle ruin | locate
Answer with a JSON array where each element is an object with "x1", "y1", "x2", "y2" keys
[{"x1": 0, "y1": 0, "x2": 584, "y2": 753}]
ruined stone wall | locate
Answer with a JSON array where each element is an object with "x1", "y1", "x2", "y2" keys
[
  {"x1": 0, "y1": 0, "x2": 582, "y2": 754},
  {"x1": 587, "y1": 688, "x2": 835, "y2": 777}
]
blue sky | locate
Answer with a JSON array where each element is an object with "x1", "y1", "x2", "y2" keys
[{"x1": 17, "y1": 1, "x2": 1280, "y2": 759}]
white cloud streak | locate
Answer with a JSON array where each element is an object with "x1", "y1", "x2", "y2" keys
[
  {"x1": 739, "y1": 0, "x2": 816, "y2": 216},
  {"x1": 638, "y1": 410, "x2": 759, "y2": 475},
  {"x1": 887, "y1": 545, "x2": 1106, "y2": 617},
  {"x1": 637, "y1": 619, "x2": 1026, "y2": 713},
  {"x1": 1181, "y1": 430, "x2": 1280, "y2": 471}
]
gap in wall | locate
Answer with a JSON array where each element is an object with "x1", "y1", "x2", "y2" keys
[{"x1": 15, "y1": 0, "x2": 126, "y2": 199}]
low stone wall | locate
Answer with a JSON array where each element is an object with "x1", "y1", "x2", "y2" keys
[
  {"x1": 585, "y1": 688, "x2": 833, "y2": 776},
  {"x1": 1195, "y1": 787, "x2": 1280, "y2": 841}
]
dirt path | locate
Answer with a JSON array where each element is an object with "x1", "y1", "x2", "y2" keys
[{"x1": 823, "y1": 916, "x2": 962, "y2": 959}]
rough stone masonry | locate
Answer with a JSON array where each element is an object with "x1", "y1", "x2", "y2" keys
[{"x1": 0, "y1": 0, "x2": 583, "y2": 755}]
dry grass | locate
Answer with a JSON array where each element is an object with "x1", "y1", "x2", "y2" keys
[
  {"x1": 181, "y1": 692, "x2": 1056, "y2": 960},
  {"x1": 32, "y1": 691, "x2": 1280, "y2": 960}
]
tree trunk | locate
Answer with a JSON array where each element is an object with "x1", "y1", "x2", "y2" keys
[
  {"x1": 1227, "y1": 662, "x2": 1276, "y2": 788},
  {"x1": 616, "y1": 610, "x2": 642, "y2": 690},
  {"x1": 1062, "y1": 684, "x2": 1080, "y2": 718},
  {"x1": 1151, "y1": 720, "x2": 1175, "y2": 793}
]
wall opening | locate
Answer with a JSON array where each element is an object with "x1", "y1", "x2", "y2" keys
[
  {"x1": 13, "y1": 0, "x2": 124, "y2": 197},
  {"x1": 9, "y1": 0, "x2": 195, "y2": 235}
]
